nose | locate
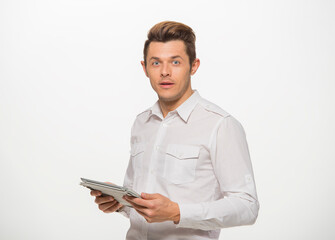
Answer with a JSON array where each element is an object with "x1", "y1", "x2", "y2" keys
[{"x1": 160, "y1": 63, "x2": 171, "y2": 78}]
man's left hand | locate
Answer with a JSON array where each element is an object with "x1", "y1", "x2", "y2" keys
[{"x1": 123, "y1": 193, "x2": 180, "y2": 224}]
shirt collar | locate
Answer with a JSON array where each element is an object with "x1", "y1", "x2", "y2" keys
[{"x1": 146, "y1": 90, "x2": 201, "y2": 123}]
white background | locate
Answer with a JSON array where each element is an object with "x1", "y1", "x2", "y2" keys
[{"x1": 1, "y1": 0, "x2": 334, "y2": 239}]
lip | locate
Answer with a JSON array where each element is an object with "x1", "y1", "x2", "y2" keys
[{"x1": 159, "y1": 81, "x2": 175, "y2": 89}]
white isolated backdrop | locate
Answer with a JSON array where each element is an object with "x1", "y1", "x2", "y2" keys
[{"x1": 1, "y1": 0, "x2": 334, "y2": 239}]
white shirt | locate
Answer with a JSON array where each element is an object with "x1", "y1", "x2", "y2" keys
[{"x1": 120, "y1": 90, "x2": 259, "y2": 240}]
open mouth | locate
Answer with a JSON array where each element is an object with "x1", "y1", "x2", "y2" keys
[{"x1": 160, "y1": 82, "x2": 174, "y2": 85}]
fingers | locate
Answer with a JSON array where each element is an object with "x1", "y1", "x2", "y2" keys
[
  {"x1": 89, "y1": 187, "x2": 123, "y2": 214},
  {"x1": 125, "y1": 198, "x2": 147, "y2": 210},
  {"x1": 124, "y1": 195, "x2": 154, "y2": 209},
  {"x1": 123, "y1": 196, "x2": 155, "y2": 220},
  {"x1": 141, "y1": 192, "x2": 159, "y2": 200},
  {"x1": 131, "y1": 204, "x2": 160, "y2": 223},
  {"x1": 90, "y1": 190, "x2": 102, "y2": 197},
  {"x1": 105, "y1": 182, "x2": 116, "y2": 185},
  {"x1": 133, "y1": 208, "x2": 153, "y2": 223},
  {"x1": 124, "y1": 193, "x2": 179, "y2": 223},
  {"x1": 93, "y1": 195, "x2": 123, "y2": 213},
  {"x1": 98, "y1": 200, "x2": 121, "y2": 213},
  {"x1": 95, "y1": 195, "x2": 115, "y2": 205}
]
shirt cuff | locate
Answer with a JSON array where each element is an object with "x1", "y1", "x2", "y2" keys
[
  {"x1": 116, "y1": 205, "x2": 130, "y2": 218},
  {"x1": 175, "y1": 203, "x2": 203, "y2": 228}
]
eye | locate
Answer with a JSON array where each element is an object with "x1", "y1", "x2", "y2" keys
[
  {"x1": 152, "y1": 61, "x2": 159, "y2": 66},
  {"x1": 172, "y1": 60, "x2": 180, "y2": 65}
]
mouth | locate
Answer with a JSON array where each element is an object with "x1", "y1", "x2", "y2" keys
[
  {"x1": 160, "y1": 82, "x2": 174, "y2": 85},
  {"x1": 159, "y1": 81, "x2": 174, "y2": 89}
]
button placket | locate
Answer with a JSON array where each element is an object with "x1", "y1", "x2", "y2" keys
[{"x1": 145, "y1": 120, "x2": 168, "y2": 193}]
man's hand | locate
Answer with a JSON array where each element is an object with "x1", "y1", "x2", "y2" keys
[
  {"x1": 90, "y1": 190, "x2": 123, "y2": 213},
  {"x1": 124, "y1": 193, "x2": 180, "y2": 224}
]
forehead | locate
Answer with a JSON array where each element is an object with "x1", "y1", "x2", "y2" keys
[{"x1": 147, "y1": 40, "x2": 187, "y2": 58}]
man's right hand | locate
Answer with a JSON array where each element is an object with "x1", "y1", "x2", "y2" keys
[{"x1": 90, "y1": 190, "x2": 123, "y2": 213}]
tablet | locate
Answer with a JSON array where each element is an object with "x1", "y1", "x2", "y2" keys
[{"x1": 80, "y1": 178, "x2": 140, "y2": 207}]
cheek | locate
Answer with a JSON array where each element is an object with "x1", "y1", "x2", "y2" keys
[
  {"x1": 147, "y1": 68, "x2": 160, "y2": 79},
  {"x1": 148, "y1": 76, "x2": 159, "y2": 91},
  {"x1": 176, "y1": 65, "x2": 190, "y2": 75},
  {"x1": 175, "y1": 69, "x2": 191, "y2": 82},
  {"x1": 149, "y1": 78, "x2": 155, "y2": 87}
]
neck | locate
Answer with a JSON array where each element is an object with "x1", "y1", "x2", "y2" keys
[{"x1": 159, "y1": 89, "x2": 194, "y2": 118}]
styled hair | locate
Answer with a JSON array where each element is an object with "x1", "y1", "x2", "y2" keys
[{"x1": 143, "y1": 21, "x2": 196, "y2": 68}]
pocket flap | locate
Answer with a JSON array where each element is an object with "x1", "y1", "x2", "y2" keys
[
  {"x1": 130, "y1": 144, "x2": 145, "y2": 156},
  {"x1": 166, "y1": 144, "x2": 200, "y2": 159}
]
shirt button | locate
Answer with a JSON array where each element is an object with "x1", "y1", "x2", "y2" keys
[
  {"x1": 155, "y1": 145, "x2": 159, "y2": 150},
  {"x1": 162, "y1": 123, "x2": 168, "y2": 128}
]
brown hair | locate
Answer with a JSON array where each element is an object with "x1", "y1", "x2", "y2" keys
[{"x1": 143, "y1": 21, "x2": 196, "y2": 68}]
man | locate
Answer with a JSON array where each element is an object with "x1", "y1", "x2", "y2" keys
[{"x1": 91, "y1": 21, "x2": 259, "y2": 239}]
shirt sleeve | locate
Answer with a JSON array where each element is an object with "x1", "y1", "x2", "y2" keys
[{"x1": 176, "y1": 116, "x2": 259, "y2": 230}]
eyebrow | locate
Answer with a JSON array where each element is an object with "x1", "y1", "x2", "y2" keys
[
  {"x1": 171, "y1": 55, "x2": 183, "y2": 60},
  {"x1": 149, "y1": 55, "x2": 184, "y2": 61}
]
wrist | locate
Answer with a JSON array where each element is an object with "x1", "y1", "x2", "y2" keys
[
  {"x1": 171, "y1": 202, "x2": 180, "y2": 224},
  {"x1": 116, "y1": 204, "x2": 124, "y2": 212}
]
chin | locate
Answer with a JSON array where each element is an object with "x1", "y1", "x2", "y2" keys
[{"x1": 158, "y1": 93, "x2": 178, "y2": 102}]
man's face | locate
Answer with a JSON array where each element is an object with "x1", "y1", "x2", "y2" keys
[{"x1": 141, "y1": 40, "x2": 200, "y2": 105}]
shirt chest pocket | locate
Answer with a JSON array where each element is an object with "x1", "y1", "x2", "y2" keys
[
  {"x1": 130, "y1": 143, "x2": 145, "y2": 179},
  {"x1": 163, "y1": 144, "x2": 200, "y2": 184}
]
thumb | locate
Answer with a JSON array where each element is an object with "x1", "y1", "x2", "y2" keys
[{"x1": 141, "y1": 192, "x2": 159, "y2": 200}]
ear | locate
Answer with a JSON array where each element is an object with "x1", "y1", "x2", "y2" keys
[
  {"x1": 190, "y1": 58, "x2": 200, "y2": 76},
  {"x1": 141, "y1": 61, "x2": 149, "y2": 77}
]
